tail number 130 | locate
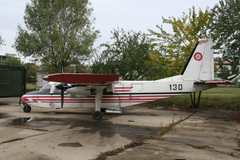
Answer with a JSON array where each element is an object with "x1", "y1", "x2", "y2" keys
[{"x1": 169, "y1": 84, "x2": 183, "y2": 90}]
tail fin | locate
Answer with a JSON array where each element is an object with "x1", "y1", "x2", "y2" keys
[{"x1": 181, "y1": 39, "x2": 214, "y2": 81}]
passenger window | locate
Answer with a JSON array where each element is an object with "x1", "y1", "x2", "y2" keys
[
  {"x1": 54, "y1": 88, "x2": 61, "y2": 94},
  {"x1": 104, "y1": 85, "x2": 113, "y2": 93}
]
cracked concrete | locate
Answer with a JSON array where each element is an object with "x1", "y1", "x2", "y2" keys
[
  {"x1": 0, "y1": 97, "x2": 239, "y2": 160},
  {"x1": 107, "y1": 110, "x2": 240, "y2": 160}
]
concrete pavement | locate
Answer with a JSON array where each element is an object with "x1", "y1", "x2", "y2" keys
[
  {"x1": 0, "y1": 97, "x2": 239, "y2": 160},
  {"x1": 107, "y1": 110, "x2": 240, "y2": 160}
]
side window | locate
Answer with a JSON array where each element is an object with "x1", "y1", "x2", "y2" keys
[
  {"x1": 54, "y1": 88, "x2": 62, "y2": 94},
  {"x1": 39, "y1": 84, "x2": 51, "y2": 93}
]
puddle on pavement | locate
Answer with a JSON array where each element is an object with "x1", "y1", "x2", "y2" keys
[
  {"x1": 10, "y1": 117, "x2": 33, "y2": 126},
  {"x1": 8, "y1": 117, "x2": 159, "y2": 141},
  {"x1": 70, "y1": 120, "x2": 158, "y2": 141},
  {"x1": 9, "y1": 117, "x2": 71, "y2": 128},
  {"x1": 58, "y1": 142, "x2": 83, "y2": 147},
  {"x1": 0, "y1": 113, "x2": 9, "y2": 119},
  {"x1": 166, "y1": 137, "x2": 200, "y2": 144}
]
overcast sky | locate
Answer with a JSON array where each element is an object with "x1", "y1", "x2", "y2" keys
[{"x1": 0, "y1": 0, "x2": 219, "y2": 62}]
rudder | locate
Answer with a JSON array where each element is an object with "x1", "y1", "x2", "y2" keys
[{"x1": 181, "y1": 39, "x2": 214, "y2": 81}]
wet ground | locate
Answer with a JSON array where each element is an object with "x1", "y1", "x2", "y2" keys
[{"x1": 0, "y1": 97, "x2": 239, "y2": 160}]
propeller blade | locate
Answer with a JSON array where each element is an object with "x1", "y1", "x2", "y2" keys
[{"x1": 56, "y1": 83, "x2": 71, "y2": 108}]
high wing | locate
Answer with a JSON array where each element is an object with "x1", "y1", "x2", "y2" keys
[{"x1": 42, "y1": 73, "x2": 119, "y2": 83}]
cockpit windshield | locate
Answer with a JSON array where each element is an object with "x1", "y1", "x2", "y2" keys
[{"x1": 39, "y1": 84, "x2": 51, "y2": 93}]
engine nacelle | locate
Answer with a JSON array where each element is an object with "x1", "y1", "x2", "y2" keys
[{"x1": 66, "y1": 86, "x2": 91, "y2": 96}]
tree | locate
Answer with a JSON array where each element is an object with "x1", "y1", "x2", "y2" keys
[
  {"x1": 92, "y1": 28, "x2": 153, "y2": 80},
  {"x1": 14, "y1": 0, "x2": 99, "y2": 73},
  {"x1": 24, "y1": 63, "x2": 38, "y2": 77},
  {"x1": 210, "y1": 0, "x2": 240, "y2": 75},
  {"x1": 0, "y1": 35, "x2": 5, "y2": 47},
  {"x1": 4, "y1": 57, "x2": 23, "y2": 67},
  {"x1": 148, "y1": 6, "x2": 212, "y2": 76}
]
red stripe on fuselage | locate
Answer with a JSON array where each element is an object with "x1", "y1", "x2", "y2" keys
[{"x1": 21, "y1": 94, "x2": 177, "y2": 104}]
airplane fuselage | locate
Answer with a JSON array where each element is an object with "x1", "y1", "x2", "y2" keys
[{"x1": 21, "y1": 75, "x2": 214, "y2": 110}]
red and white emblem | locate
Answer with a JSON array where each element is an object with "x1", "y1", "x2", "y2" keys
[{"x1": 194, "y1": 52, "x2": 202, "y2": 61}]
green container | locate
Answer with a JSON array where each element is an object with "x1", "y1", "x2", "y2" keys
[{"x1": 0, "y1": 66, "x2": 26, "y2": 97}]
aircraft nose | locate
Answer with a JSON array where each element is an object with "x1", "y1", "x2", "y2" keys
[{"x1": 20, "y1": 96, "x2": 27, "y2": 103}]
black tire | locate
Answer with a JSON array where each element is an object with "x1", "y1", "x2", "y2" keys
[
  {"x1": 23, "y1": 105, "x2": 31, "y2": 113},
  {"x1": 92, "y1": 111, "x2": 102, "y2": 120}
]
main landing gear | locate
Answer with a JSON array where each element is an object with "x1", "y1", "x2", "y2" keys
[
  {"x1": 93, "y1": 111, "x2": 103, "y2": 120},
  {"x1": 92, "y1": 108, "x2": 107, "y2": 120},
  {"x1": 93, "y1": 90, "x2": 104, "y2": 120}
]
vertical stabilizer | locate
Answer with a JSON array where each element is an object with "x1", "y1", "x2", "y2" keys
[{"x1": 182, "y1": 39, "x2": 214, "y2": 81}]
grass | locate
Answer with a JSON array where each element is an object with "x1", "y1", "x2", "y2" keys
[
  {"x1": 146, "y1": 87, "x2": 240, "y2": 110},
  {"x1": 26, "y1": 83, "x2": 37, "y2": 90},
  {"x1": 95, "y1": 141, "x2": 143, "y2": 160}
]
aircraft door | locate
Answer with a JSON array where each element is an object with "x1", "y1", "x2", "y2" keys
[
  {"x1": 49, "y1": 84, "x2": 55, "y2": 108},
  {"x1": 130, "y1": 83, "x2": 143, "y2": 104},
  {"x1": 39, "y1": 83, "x2": 55, "y2": 108}
]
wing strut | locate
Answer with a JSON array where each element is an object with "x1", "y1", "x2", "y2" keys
[
  {"x1": 190, "y1": 91, "x2": 202, "y2": 108},
  {"x1": 92, "y1": 90, "x2": 103, "y2": 120}
]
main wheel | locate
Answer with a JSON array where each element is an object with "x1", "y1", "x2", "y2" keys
[
  {"x1": 23, "y1": 104, "x2": 31, "y2": 113},
  {"x1": 92, "y1": 111, "x2": 103, "y2": 120}
]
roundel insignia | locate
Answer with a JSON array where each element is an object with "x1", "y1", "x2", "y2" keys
[{"x1": 194, "y1": 52, "x2": 203, "y2": 61}]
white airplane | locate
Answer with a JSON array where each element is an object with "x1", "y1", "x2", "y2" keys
[{"x1": 20, "y1": 39, "x2": 235, "y2": 120}]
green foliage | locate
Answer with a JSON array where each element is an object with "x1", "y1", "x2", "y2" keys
[
  {"x1": 4, "y1": 57, "x2": 23, "y2": 67},
  {"x1": 145, "y1": 47, "x2": 169, "y2": 79},
  {"x1": 92, "y1": 28, "x2": 153, "y2": 80},
  {"x1": 210, "y1": 0, "x2": 240, "y2": 75},
  {"x1": 24, "y1": 63, "x2": 38, "y2": 77},
  {"x1": 148, "y1": 6, "x2": 212, "y2": 76},
  {"x1": 14, "y1": 0, "x2": 99, "y2": 73}
]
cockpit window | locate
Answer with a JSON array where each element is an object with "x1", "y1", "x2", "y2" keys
[{"x1": 39, "y1": 84, "x2": 51, "y2": 93}]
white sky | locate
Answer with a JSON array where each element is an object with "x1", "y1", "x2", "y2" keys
[{"x1": 0, "y1": 0, "x2": 219, "y2": 63}]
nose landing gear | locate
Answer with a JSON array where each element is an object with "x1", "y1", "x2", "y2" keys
[{"x1": 23, "y1": 104, "x2": 31, "y2": 113}]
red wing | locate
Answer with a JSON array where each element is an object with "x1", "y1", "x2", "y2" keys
[{"x1": 42, "y1": 73, "x2": 119, "y2": 83}]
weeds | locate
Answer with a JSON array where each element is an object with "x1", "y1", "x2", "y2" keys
[
  {"x1": 144, "y1": 113, "x2": 194, "y2": 141},
  {"x1": 187, "y1": 144, "x2": 210, "y2": 149},
  {"x1": 94, "y1": 141, "x2": 144, "y2": 160}
]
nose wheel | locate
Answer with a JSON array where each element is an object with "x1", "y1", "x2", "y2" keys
[{"x1": 23, "y1": 104, "x2": 31, "y2": 113}]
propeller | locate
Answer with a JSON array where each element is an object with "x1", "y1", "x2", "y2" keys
[{"x1": 56, "y1": 83, "x2": 70, "y2": 108}]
